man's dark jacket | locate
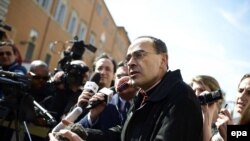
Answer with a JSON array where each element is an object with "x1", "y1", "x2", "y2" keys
[{"x1": 86, "y1": 70, "x2": 203, "y2": 141}]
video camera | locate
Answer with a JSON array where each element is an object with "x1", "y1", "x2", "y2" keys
[
  {"x1": 57, "y1": 36, "x2": 97, "y2": 72},
  {"x1": 0, "y1": 70, "x2": 35, "y2": 122},
  {"x1": 52, "y1": 36, "x2": 96, "y2": 87},
  {"x1": 0, "y1": 71, "x2": 56, "y2": 126},
  {"x1": 62, "y1": 63, "x2": 89, "y2": 87},
  {"x1": 198, "y1": 89, "x2": 223, "y2": 105}
]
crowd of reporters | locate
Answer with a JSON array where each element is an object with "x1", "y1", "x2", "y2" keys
[{"x1": 1, "y1": 26, "x2": 250, "y2": 141}]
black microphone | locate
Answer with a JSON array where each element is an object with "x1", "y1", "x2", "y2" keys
[
  {"x1": 86, "y1": 87, "x2": 114, "y2": 110},
  {"x1": 52, "y1": 73, "x2": 101, "y2": 132}
]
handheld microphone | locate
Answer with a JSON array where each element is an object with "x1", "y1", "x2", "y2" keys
[
  {"x1": 52, "y1": 73, "x2": 101, "y2": 132},
  {"x1": 52, "y1": 107, "x2": 83, "y2": 132},
  {"x1": 79, "y1": 72, "x2": 100, "y2": 108},
  {"x1": 81, "y1": 72, "x2": 100, "y2": 93},
  {"x1": 86, "y1": 87, "x2": 114, "y2": 110}
]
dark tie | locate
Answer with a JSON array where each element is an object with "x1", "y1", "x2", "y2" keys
[{"x1": 124, "y1": 101, "x2": 131, "y2": 112}]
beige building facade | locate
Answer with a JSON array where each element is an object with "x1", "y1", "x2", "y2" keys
[{"x1": 3, "y1": 0, "x2": 130, "y2": 71}]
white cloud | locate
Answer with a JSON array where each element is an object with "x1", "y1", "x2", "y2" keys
[{"x1": 219, "y1": 1, "x2": 250, "y2": 35}]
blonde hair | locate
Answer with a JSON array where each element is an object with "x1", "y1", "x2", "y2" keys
[{"x1": 190, "y1": 75, "x2": 225, "y2": 108}]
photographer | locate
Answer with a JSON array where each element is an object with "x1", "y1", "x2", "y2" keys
[
  {"x1": 49, "y1": 60, "x2": 90, "y2": 123},
  {"x1": 190, "y1": 75, "x2": 225, "y2": 141},
  {"x1": 28, "y1": 60, "x2": 51, "y2": 104}
]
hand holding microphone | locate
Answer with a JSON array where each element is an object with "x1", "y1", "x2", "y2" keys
[
  {"x1": 86, "y1": 87, "x2": 114, "y2": 110},
  {"x1": 77, "y1": 72, "x2": 100, "y2": 108},
  {"x1": 52, "y1": 73, "x2": 100, "y2": 133}
]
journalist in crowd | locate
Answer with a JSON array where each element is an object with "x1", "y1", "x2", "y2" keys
[
  {"x1": 190, "y1": 75, "x2": 225, "y2": 141},
  {"x1": 49, "y1": 35, "x2": 203, "y2": 141},
  {"x1": 0, "y1": 41, "x2": 27, "y2": 74},
  {"x1": 49, "y1": 60, "x2": 90, "y2": 123},
  {"x1": 73, "y1": 53, "x2": 120, "y2": 130}
]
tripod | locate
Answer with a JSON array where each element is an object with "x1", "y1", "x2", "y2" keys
[
  {"x1": 0, "y1": 73, "x2": 38, "y2": 141},
  {"x1": 0, "y1": 91, "x2": 35, "y2": 141}
]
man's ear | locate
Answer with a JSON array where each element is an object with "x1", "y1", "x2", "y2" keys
[{"x1": 160, "y1": 53, "x2": 168, "y2": 68}]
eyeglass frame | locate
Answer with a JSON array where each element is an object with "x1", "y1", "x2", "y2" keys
[
  {"x1": 29, "y1": 72, "x2": 50, "y2": 81},
  {"x1": 124, "y1": 50, "x2": 159, "y2": 65},
  {"x1": 32, "y1": 75, "x2": 50, "y2": 81}
]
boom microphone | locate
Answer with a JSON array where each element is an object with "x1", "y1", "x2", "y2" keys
[{"x1": 33, "y1": 100, "x2": 57, "y2": 126}]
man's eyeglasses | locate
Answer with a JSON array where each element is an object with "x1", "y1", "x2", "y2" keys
[
  {"x1": 32, "y1": 75, "x2": 50, "y2": 81},
  {"x1": 124, "y1": 50, "x2": 158, "y2": 65},
  {"x1": 0, "y1": 51, "x2": 12, "y2": 56}
]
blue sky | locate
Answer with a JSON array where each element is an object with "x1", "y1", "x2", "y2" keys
[{"x1": 105, "y1": 0, "x2": 250, "y2": 101}]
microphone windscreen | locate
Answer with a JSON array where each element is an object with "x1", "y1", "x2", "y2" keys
[
  {"x1": 52, "y1": 107, "x2": 83, "y2": 132},
  {"x1": 65, "y1": 123, "x2": 88, "y2": 140},
  {"x1": 55, "y1": 123, "x2": 87, "y2": 141}
]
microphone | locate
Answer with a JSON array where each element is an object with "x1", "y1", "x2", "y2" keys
[
  {"x1": 52, "y1": 107, "x2": 83, "y2": 132},
  {"x1": 81, "y1": 72, "x2": 100, "y2": 94},
  {"x1": 79, "y1": 72, "x2": 100, "y2": 108},
  {"x1": 52, "y1": 73, "x2": 101, "y2": 132},
  {"x1": 117, "y1": 81, "x2": 130, "y2": 92},
  {"x1": 86, "y1": 87, "x2": 114, "y2": 110},
  {"x1": 33, "y1": 100, "x2": 57, "y2": 126}
]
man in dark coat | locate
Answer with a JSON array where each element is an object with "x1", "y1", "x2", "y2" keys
[{"x1": 49, "y1": 36, "x2": 203, "y2": 141}]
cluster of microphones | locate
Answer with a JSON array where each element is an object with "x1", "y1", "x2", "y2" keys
[{"x1": 52, "y1": 72, "x2": 131, "y2": 140}]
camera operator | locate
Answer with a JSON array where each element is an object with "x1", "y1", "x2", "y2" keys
[
  {"x1": 28, "y1": 60, "x2": 51, "y2": 103},
  {"x1": 49, "y1": 60, "x2": 90, "y2": 123},
  {"x1": 190, "y1": 75, "x2": 225, "y2": 141},
  {"x1": 0, "y1": 41, "x2": 27, "y2": 99},
  {"x1": 0, "y1": 41, "x2": 28, "y2": 141}
]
